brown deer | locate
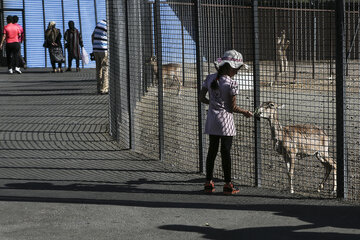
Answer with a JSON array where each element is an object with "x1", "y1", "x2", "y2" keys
[
  {"x1": 148, "y1": 56, "x2": 182, "y2": 96},
  {"x1": 254, "y1": 101, "x2": 336, "y2": 194}
]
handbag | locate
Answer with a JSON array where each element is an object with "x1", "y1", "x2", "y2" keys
[
  {"x1": 49, "y1": 47, "x2": 65, "y2": 63},
  {"x1": 90, "y1": 52, "x2": 95, "y2": 61},
  {"x1": 81, "y1": 47, "x2": 89, "y2": 65}
]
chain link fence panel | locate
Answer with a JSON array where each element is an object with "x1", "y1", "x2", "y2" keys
[{"x1": 108, "y1": 0, "x2": 360, "y2": 203}]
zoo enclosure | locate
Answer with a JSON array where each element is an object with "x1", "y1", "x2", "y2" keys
[{"x1": 107, "y1": 0, "x2": 360, "y2": 202}]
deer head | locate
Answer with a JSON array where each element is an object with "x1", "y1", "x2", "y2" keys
[
  {"x1": 147, "y1": 56, "x2": 157, "y2": 66},
  {"x1": 254, "y1": 101, "x2": 285, "y2": 120}
]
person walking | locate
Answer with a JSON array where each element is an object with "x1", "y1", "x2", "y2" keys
[
  {"x1": 0, "y1": 15, "x2": 22, "y2": 74},
  {"x1": 64, "y1": 21, "x2": 83, "y2": 72},
  {"x1": 199, "y1": 49, "x2": 253, "y2": 195},
  {"x1": 92, "y1": 19, "x2": 108, "y2": 94},
  {"x1": 12, "y1": 15, "x2": 26, "y2": 70},
  {"x1": 44, "y1": 21, "x2": 64, "y2": 73}
]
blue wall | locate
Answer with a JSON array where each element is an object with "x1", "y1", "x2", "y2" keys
[{"x1": 3, "y1": 0, "x2": 106, "y2": 68}]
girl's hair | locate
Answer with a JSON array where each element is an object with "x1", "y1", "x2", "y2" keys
[{"x1": 211, "y1": 63, "x2": 234, "y2": 90}]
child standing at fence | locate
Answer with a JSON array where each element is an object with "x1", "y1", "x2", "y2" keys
[{"x1": 199, "y1": 49, "x2": 253, "y2": 195}]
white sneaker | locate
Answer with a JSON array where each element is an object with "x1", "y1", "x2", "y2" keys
[
  {"x1": 15, "y1": 67, "x2": 22, "y2": 74},
  {"x1": 8, "y1": 69, "x2": 13, "y2": 74}
]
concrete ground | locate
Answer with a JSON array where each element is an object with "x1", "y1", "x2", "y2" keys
[{"x1": 0, "y1": 67, "x2": 359, "y2": 240}]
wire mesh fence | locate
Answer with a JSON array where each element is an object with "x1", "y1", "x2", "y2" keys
[
  {"x1": 344, "y1": 0, "x2": 360, "y2": 202},
  {"x1": 108, "y1": 0, "x2": 360, "y2": 202}
]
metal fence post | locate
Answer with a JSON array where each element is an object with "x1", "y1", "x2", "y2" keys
[
  {"x1": 336, "y1": 0, "x2": 346, "y2": 199},
  {"x1": 21, "y1": 2, "x2": 27, "y2": 63},
  {"x1": 293, "y1": 5, "x2": 297, "y2": 81},
  {"x1": 312, "y1": 1, "x2": 317, "y2": 79},
  {"x1": 154, "y1": 0, "x2": 164, "y2": 161},
  {"x1": 77, "y1": 0, "x2": 83, "y2": 68},
  {"x1": 125, "y1": 0, "x2": 134, "y2": 149},
  {"x1": 194, "y1": 0, "x2": 205, "y2": 173},
  {"x1": 253, "y1": 0, "x2": 261, "y2": 187},
  {"x1": 42, "y1": 0, "x2": 47, "y2": 68},
  {"x1": 107, "y1": 0, "x2": 119, "y2": 141},
  {"x1": 94, "y1": 0, "x2": 98, "y2": 23},
  {"x1": 61, "y1": 0, "x2": 66, "y2": 69},
  {"x1": 181, "y1": 7, "x2": 185, "y2": 87}
]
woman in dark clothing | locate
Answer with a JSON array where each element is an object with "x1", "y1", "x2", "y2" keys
[
  {"x1": 64, "y1": 21, "x2": 83, "y2": 72},
  {"x1": 44, "y1": 21, "x2": 64, "y2": 73}
]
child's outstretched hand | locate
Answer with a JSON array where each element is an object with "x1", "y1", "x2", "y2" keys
[{"x1": 242, "y1": 110, "x2": 253, "y2": 118}]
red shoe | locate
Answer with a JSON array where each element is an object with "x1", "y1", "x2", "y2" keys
[
  {"x1": 223, "y1": 182, "x2": 239, "y2": 195},
  {"x1": 204, "y1": 180, "x2": 215, "y2": 193}
]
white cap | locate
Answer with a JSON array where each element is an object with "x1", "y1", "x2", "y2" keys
[{"x1": 214, "y1": 49, "x2": 249, "y2": 70}]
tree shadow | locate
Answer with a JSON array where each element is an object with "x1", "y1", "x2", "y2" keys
[
  {"x1": 2, "y1": 178, "x2": 294, "y2": 200},
  {"x1": 0, "y1": 185, "x2": 359, "y2": 238},
  {"x1": 159, "y1": 224, "x2": 360, "y2": 240},
  {"x1": 1, "y1": 180, "x2": 360, "y2": 230}
]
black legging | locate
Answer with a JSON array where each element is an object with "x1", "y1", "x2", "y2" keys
[
  {"x1": 6, "y1": 42, "x2": 20, "y2": 69},
  {"x1": 206, "y1": 135, "x2": 233, "y2": 183}
]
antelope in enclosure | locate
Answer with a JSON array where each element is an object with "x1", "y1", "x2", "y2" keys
[
  {"x1": 254, "y1": 101, "x2": 336, "y2": 194},
  {"x1": 275, "y1": 30, "x2": 290, "y2": 80},
  {"x1": 148, "y1": 56, "x2": 182, "y2": 96}
]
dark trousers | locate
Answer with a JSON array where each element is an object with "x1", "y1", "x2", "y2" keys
[
  {"x1": 68, "y1": 56, "x2": 80, "y2": 69},
  {"x1": 51, "y1": 61, "x2": 62, "y2": 70},
  {"x1": 6, "y1": 42, "x2": 20, "y2": 69},
  {"x1": 206, "y1": 135, "x2": 233, "y2": 183}
]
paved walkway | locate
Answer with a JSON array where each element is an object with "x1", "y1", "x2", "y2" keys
[{"x1": 0, "y1": 68, "x2": 359, "y2": 240}]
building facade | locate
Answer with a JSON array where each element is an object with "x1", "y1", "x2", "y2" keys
[{"x1": 0, "y1": 0, "x2": 107, "y2": 68}]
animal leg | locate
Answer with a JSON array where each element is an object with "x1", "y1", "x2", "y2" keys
[
  {"x1": 289, "y1": 155, "x2": 295, "y2": 194},
  {"x1": 162, "y1": 75, "x2": 166, "y2": 89},
  {"x1": 315, "y1": 153, "x2": 336, "y2": 193},
  {"x1": 318, "y1": 162, "x2": 331, "y2": 192},
  {"x1": 174, "y1": 75, "x2": 181, "y2": 96},
  {"x1": 284, "y1": 154, "x2": 295, "y2": 194},
  {"x1": 284, "y1": 56, "x2": 288, "y2": 72},
  {"x1": 325, "y1": 156, "x2": 337, "y2": 193},
  {"x1": 332, "y1": 158, "x2": 337, "y2": 193}
]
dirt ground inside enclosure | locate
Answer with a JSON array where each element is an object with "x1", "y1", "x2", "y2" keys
[
  {"x1": 158, "y1": 60, "x2": 360, "y2": 93},
  {"x1": 134, "y1": 60, "x2": 360, "y2": 199}
]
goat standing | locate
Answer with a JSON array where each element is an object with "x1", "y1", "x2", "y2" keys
[
  {"x1": 255, "y1": 101, "x2": 337, "y2": 194},
  {"x1": 148, "y1": 56, "x2": 182, "y2": 96}
]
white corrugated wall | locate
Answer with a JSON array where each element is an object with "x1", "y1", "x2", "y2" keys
[{"x1": 24, "y1": 0, "x2": 46, "y2": 67}]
